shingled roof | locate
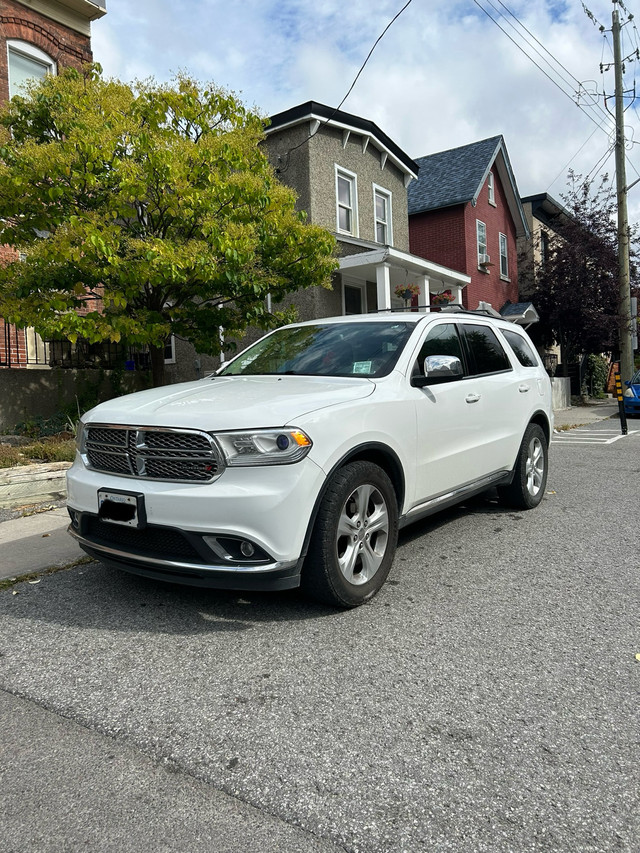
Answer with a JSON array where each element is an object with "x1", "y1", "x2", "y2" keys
[{"x1": 408, "y1": 136, "x2": 529, "y2": 237}]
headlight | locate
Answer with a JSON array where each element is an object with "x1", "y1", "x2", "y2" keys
[
  {"x1": 623, "y1": 388, "x2": 634, "y2": 397},
  {"x1": 213, "y1": 428, "x2": 312, "y2": 466}
]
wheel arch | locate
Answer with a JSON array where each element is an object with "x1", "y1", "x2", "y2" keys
[
  {"x1": 529, "y1": 410, "x2": 552, "y2": 445},
  {"x1": 297, "y1": 442, "x2": 405, "y2": 567}
]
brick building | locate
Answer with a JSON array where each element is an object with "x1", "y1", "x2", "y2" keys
[
  {"x1": 0, "y1": 0, "x2": 106, "y2": 368},
  {"x1": 408, "y1": 136, "x2": 537, "y2": 324}
]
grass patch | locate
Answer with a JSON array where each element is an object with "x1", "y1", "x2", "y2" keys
[{"x1": 0, "y1": 436, "x2": 75, "y2": 468}]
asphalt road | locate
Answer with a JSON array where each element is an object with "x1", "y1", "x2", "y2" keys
[{"x1": 1, "y1": 422, "x2": 639, "y2": 853}]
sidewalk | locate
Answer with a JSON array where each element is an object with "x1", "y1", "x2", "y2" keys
[
  {"x1": 553, "y1": 398, "x2": 621, "y2": 429},
  {"x1": 0, "y1": 504, "x2": 84, "y2": 582}
]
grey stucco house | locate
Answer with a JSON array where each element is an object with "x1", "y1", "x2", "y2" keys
[{"x1": 263, "y1": 101, "x2": 470, "y2": 319}]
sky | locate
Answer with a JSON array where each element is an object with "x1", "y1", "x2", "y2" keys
[{"x1": 91, "y1": 0, "x2": 640, "y2": 221}]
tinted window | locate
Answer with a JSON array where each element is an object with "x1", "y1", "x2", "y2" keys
[
  {"x1": 415, "y1": 323, "x2": 464, "y2": 373},
  {"x1": 502, "y1": 329, "x2": 538, "y2": 367},
  {"x1": 220, "y1": 322, "x2": 414, "y2": 378},
  {"x1": 462, "y1": 324, "x2": 511, "y2": 375}
]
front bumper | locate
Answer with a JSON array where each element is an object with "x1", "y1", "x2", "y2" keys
[
  {"x1": 66, "y1": 454, "x2": 326, "y2": 590},
  {"x1": 624, "y1": 395, "x2": 640, "y2": 416}
]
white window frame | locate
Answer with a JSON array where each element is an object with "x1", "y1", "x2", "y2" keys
[
  {"x1": 373, "y1": 184, "x2": 393, "y2": 245},
  {"x1": 163, "y1": 334, "x2": 176, "y2": 364},
  {"x1": 487, "y1": 171, "x2": 496, "y2": 205},
  {"x1": 335, "y1": 165, "x2": 358, "y2": 237},
  {"x1": 476, "y1": 220, "x2": 487, "y2": 267},
  {"x1": 7, "y1": 40, "x2": 56, "y2": 99},
  {"x1": 499, "y1": 232, "x2": 509, "y2": 279},
  {"x1": 342, "y1": 278, "x2": 367, "y2": 315}
]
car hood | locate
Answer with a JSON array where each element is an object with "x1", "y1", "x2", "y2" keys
[{"x1": 83, "y1": 375, "x2": 376, "y2": 431}]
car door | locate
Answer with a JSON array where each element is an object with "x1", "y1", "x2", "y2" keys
[
  {"x1": 458, "y1": 321, "x2": 524, "y2": 473},
  {"x1": 411, "y1": 320, "x2": 493, "y2": 504}
]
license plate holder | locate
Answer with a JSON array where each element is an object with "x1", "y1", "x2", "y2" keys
[{"x1": 97, "y1": 489, "x2": 147, "y2": 528}]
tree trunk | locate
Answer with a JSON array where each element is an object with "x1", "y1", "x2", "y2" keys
[{"x1": 149, "y1": 344, "x2": 165, "y2": 387}]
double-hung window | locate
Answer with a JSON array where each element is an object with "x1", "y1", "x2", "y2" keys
[
  {"x1": 476, "y1": 220, "x2": 487, "y2": 267},
  {"x1": 499, "y1": 233, "x2": 509, "y2": 278},
  {"x1": 7, "y1": 41, "x2": 55, "y2": 99},
  {"x1": 373, "y1": 185, "x2": 392, "y2": 244},
  {"x1": 336, "y1": 166, "x2": 358, "y2": 236}
]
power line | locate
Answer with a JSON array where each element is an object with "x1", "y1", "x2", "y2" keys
[
  {"x1": 277, "y1": 0, "x2": 415, "y2": 169},
  {"x1": 472, "y1": 0, "x2": 615, "y2": 134}
]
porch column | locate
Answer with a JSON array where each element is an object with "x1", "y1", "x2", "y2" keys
[
  {"x1": 376, "y1": 263, "x2": 392, "y2": 311},
  {"x1": 418, "y1": 274, "x2": 430, "y2": 313},
  {"x1": 452, "y1": 285, "x2": 463, "y2": 305}
]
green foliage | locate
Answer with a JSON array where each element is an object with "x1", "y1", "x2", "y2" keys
[
  {"x1": 527, "y1": 172, "x2": 639, "y2": 363},
  {"x1": 0, "y1": 67, "x2": 337, "y2": 384},
  {"x1": 585, "y1": 353, "x2": 609, "y2": 397},
  {"x1": 0, "y1": 437, "x2": 75, "y2": 468}
]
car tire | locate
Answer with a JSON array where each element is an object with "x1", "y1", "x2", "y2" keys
[
  {"x1": 302, "y1": 461, "x2": 399, "y2": 607},
  {"x1": 497, "y1": 423, "x2": 548, "y2": 510}
]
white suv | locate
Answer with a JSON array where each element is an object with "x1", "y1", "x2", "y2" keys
[{"x1": 67, "y1": 312, "x2": 553, "y2": 607}]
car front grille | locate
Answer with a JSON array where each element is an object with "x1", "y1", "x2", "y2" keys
[{"x1": 84, "y1": 425, "x2": 222, "y2": 482}]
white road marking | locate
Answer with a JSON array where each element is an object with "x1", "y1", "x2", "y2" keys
[{"x1": 552, "y1": 429, "x2": 639, "y2": 445}]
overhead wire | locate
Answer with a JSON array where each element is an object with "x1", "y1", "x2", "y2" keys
[{"x1": 277, "y1": 0, "x2": 415, "y2": 170}]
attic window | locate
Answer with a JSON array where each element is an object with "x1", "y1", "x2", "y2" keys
[{"x1": 488, "y1": 172, "x2": 496, "y2": 205}]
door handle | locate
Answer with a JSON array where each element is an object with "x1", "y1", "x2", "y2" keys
[
  {"x1": 518, "y1": 384, "x2": 530, "y2": 393},
  {"x1": 465, "y1": 393, "x2": 481, "y2": 403}
]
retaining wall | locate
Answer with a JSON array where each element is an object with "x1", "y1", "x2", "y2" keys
[{"x1": 0, "y1": 368, "x2": 150, "y2": 431}]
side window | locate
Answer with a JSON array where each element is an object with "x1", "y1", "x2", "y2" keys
[
  {"x1": 461, "y1": 324, "x2": 511, "y2": 375},
  {"x1": 414, "y1": 323, "x2": 464, "y2": 374},
  {"x1": 476, "y1": 220, "x2": 487, "y2": 266},
  {"x1": 502, "y1": 329, "x2": 538, "y2": 367},
  {"x1": 499, "y1": 233, "x2": 509, "y2": 278}
]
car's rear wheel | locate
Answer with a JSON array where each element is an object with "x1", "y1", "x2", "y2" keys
[
  {"x1": 302, "y1": 461, "x2": 398, "y2": 607},
  {"x1": 498, "y1": 423, "x2": 548, "y2": 509}
]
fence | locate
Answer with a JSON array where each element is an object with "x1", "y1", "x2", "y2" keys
[{"x1": 0, "y1": 320, "x2": 150, "y2": 370}]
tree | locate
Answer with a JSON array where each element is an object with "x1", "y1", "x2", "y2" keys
[
  {"x1": 525, "y1": 172, "x2": 638, "y2": 369},
  {"x1": 0, "y1": 67, "x2": 337, "y2": 385}
]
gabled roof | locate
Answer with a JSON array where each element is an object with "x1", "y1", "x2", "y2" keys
[
  {"x1": 266, "y1": 101, "x2": 419, "y2": 182},
  {"x1": 408, "y1": 136, "x2": 529, "y2": 238}
]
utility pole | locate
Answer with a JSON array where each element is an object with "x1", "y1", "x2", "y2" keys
[{"x1": 612, "y1": 3, "x2": 634, "y2": 383}]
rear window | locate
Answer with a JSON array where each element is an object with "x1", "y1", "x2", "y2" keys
[
  {"x1": 502, "y1": 329, "x2": 539, "y2": 367},
  {"x1": 461, "y1": 324, "x2": 511, "y2": 375}
]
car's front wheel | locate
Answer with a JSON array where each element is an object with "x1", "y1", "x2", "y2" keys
[
  {"x1": 302, "y1": 461, "x2": 399, "y2": 607},
  {"x1": 498, "y1": 423, "x2": 548, "y2": 509}
]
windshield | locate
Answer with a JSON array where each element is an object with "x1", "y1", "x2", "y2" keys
[{"x1": 220, "y1": 322, "x2": 414, "y2": 378}]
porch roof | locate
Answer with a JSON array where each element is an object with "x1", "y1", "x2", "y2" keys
[{"x1": 339, "y1": 246, "x2": 470, "y2": 290}]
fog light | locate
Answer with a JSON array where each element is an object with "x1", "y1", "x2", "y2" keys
[{"x1": 240, "y1": 541, "x2": 255, "y2": 557}]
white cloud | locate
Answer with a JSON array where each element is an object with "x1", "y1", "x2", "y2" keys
[{"x1": 89, "y1": 0, "x2": 640, "y2": 220}]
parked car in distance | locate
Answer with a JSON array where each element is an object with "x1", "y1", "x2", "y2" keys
[
  {"x1": 623, "y1": 369, "x2": 640, "y2": 417},
  {"x1": 66, "y1": 310, "x2": 554, "y2": 607}
]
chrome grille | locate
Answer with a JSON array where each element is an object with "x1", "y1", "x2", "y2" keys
[{"x1": 84, "y1": 425, "x2": 222, "y2": 482}]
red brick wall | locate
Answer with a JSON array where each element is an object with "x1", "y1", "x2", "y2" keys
[
  {"x1": 409, "y1": 168, "x2": 520, "y2": 311},
  {"x1": 0, "y1": 0, "x2": 92, "y2": 102},
  {"x1": 0, "y1": 0, "x2": 93, "y2": 367}
]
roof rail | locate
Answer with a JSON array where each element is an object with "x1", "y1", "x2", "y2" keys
[{"x1": 374, "y1": 304, "x2": 496, "y2": 317}]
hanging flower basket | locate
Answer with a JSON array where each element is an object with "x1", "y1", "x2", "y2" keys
[
  {"x1": 394, "y1": 283, "x2": 420, "y2": 305},
  {"x1": 431, "y1": 289, "x2": 455, "y2": 306}
]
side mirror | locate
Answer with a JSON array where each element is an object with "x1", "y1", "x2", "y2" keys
[{"x1": 411, "y1": 355, "x2": 464, "y2": 387}]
